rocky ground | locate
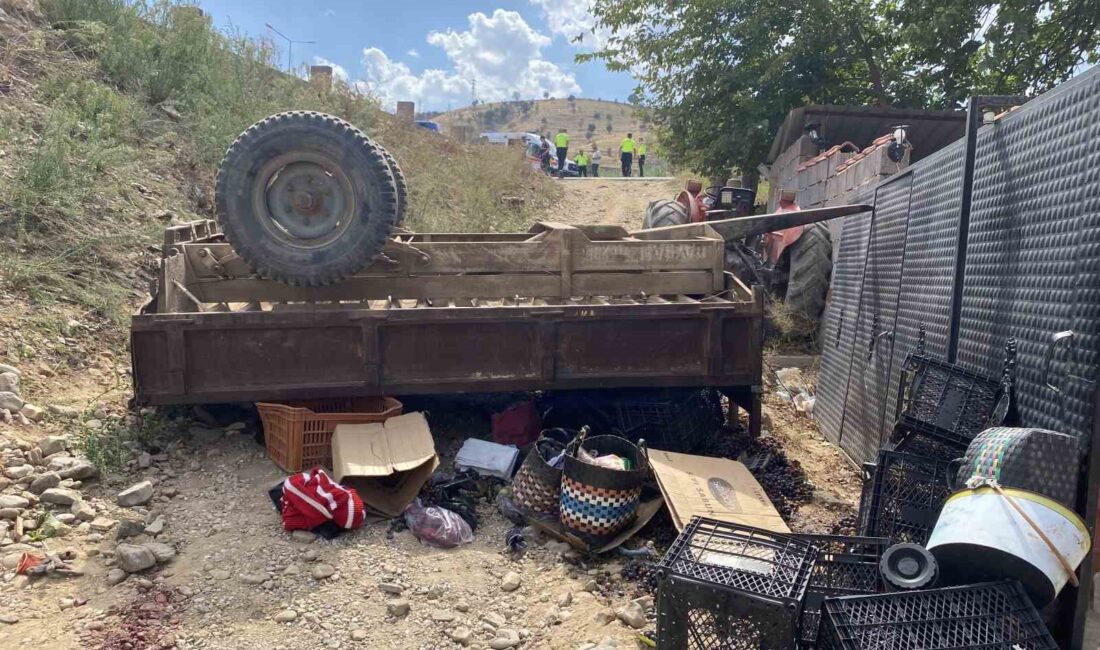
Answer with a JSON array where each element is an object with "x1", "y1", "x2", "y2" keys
[
  {"x1": 0, "y1": 179, "x2": 865, "y2": 650},
  {"x1": 0, "y1": 358, "x2": 863, "y2": 650}
]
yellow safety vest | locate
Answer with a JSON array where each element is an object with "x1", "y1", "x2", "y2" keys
[
  {"x1": 576, "y1": 154, "x2": 588, "y2": 166},
  {"x1": 555, "y1": 133, "x2": 570, "y2": 148},
  {"x1": 638, "y1": 144, "x2": 647, "y2": 156},
  {"x1": 621, "y1": 138, "x2": 635, "y2": 153}
]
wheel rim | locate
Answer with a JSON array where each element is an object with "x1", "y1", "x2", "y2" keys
[{"x1": 251, "y1": 152, "x2": 357, "y2": 248}]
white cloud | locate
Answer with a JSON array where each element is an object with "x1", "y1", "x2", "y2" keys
[
  {"x1": 407, "y1": 48, "x2": 420, "y2": 58},
  {"x1": 359, "y1": 47, "x2": 473, "y2": 110},
  {"x1": 530, "y1": 0, "x2": 613, "y2": 50},
  {"x1": 322, "y1": 8, "x2": 336, "y2": 18},
  {"x1": 355, "y1": 9, "x2": 580, "y2": 111},
  {"x1": 312, "y1": 57, "x2": 348, "y2": 83}
]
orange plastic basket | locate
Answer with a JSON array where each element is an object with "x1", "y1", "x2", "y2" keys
[{"x1": 256, "y1": 396, "x2": 403, "y2": 472}]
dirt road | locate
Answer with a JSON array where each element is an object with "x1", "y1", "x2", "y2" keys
[
  {"x1": 0, "y1": 178, "x2": 859, "y2": 650},
  {"x1": 550, "y1": 178, "x2": 679, "y2": 230}
]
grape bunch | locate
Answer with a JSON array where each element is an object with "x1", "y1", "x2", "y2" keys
[{"x1": 621, "y1": 560, "x2": 659, "y2": 595}]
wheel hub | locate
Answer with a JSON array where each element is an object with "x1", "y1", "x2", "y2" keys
[{"x1": 252, "y1": 154, "x2": 356, "y2": 246}]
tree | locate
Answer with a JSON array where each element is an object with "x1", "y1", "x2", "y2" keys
[
  {"x1": 583, "y1": 0, "x2": 1100, "y2": 180},
  {"x1": 543, "y1": 91, "x2": 550, "y2": 99},
  {"x1": 512, "y1": 91, "x2": 521, "y2": 102}
]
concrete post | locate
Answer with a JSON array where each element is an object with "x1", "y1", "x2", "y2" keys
[
  {"x1": 309, "y1": 65, "x2": 333, "y2": 95},
  {"x1": 396, "y1": 102, "x2": 415, "y2": 120}
]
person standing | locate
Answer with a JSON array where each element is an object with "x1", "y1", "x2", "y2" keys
[
  {"x1": 575, "y1": 150, "x2": 589, "y2": 177},
  {"x1": 538, "y1": 135, "x2": 552, "y2": 175},
  {"x1": 637, "y1": 140, "x2": 647, "y2": 177},
  {"x1": 620, "y1": 133, "x2": 635, "y2": 177},
  {"x1": 590, "y1": 147, "x2": 602, "y2": 177},
  {"x1": 554, "y1": 129, "x2": 570, "y2": 177}
]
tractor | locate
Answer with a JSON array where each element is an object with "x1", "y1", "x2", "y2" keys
[{"x1": 643, "y1": 182, "x2": 832, "y2": 323}]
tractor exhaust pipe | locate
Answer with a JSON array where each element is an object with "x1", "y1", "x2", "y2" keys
[{"x1": 630, "y1": 204, "x2": 873, "y2": 241}]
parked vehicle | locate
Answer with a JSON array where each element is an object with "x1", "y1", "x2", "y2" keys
[
  {"x1": 415, "y1": 120, "x2": 442, "y2": 133},
  {"x1": 525, "y1": 141, "x2": 580, "y2": 176}
]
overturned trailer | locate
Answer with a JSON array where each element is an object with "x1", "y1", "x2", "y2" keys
[{"x1": 131, "y1": 206, "x2": 868, "y2": 437}]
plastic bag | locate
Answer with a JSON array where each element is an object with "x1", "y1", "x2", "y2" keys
[
  {"x1": 403, "y1": 498, "x2": 474, "y2": 548},
  {"x1": 578, "y1": 446, "x2": 629, "y2": 470}
]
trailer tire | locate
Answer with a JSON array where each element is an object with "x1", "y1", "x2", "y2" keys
[
  {"x1": 642, "y1": 199, "x2": 689, "y2": 229},
  {"x1": 782, "y1": 223, "x2": 832, "y2": 321},
  {"x1": 379, "y1": 145, "x2": 408, "y2": 226},
  {"x1": 215, "y1": 111, "x2": 398, "y2": 286}
]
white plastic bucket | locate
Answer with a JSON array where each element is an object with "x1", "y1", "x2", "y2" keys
[{"x1": 927, "y1": 487, "x2": 1089, "y2": 607}]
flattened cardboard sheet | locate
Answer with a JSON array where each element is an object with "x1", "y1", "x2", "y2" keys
[{"x1": 648, "y1": 448, "x2": 789, "y2": 533}]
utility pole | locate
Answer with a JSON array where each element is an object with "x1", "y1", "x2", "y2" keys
[{"x1": 265, "y1": 23, "x2": 315, "y2": 72}]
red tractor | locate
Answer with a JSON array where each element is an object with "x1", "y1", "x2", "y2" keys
[{"x1": 643, "y1": 183, "x2": 832, "y2": 322}]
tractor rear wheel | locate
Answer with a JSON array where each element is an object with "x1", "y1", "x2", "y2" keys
[
  {"x1": 214, "y1": 111, "x2": 398, "y2": 286},
  {"x1": 642, "y1": 199, "x2": 689, "y2": 229},
  {"x1": 782, "y1": 223, "x2": 832, "y2": 321}
]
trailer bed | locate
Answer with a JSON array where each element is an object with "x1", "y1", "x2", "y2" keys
[{"x1": 131, "y1": 220, "x2": 765, "y2": 430}]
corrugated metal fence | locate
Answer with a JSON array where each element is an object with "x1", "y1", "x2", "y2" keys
[{"x1": 817, "y1": 65, "x2": 1100, "y2": 466}]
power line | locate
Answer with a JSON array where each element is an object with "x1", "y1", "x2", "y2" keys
[{"x1": 265, "y1": 22, "x2": 315, "y2": 72}]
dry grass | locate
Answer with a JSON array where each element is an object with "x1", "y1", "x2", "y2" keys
[{"x1": 764, "y1": 298, "x2": 823, "y2": 354}]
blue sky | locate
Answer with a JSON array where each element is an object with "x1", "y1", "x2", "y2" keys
[{"x1": 195, "y1": 0, "x2": 635, "y2": 112}]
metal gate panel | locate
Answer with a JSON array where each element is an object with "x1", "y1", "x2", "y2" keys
[
  {"x1": 839, "y1": 175, "x2": 913, "y2": 463},
  {"x1": 882, "y1": 141, "x2": 966, "y2": 440},
  {"x1": 816, "y1": 210, "x2": 875, "y2": 444},
  {"x1": 957, "y1": 66, "x2": 1100, "y2": 441}
]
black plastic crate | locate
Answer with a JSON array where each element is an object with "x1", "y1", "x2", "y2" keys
[
  {"x1": 890, "y1": 430, "x2": 965, "y2": 463},
  {"x1": 542, "y1": 388, "x2": 724, "y2": 453},
  {"x1": 791, "y1": 534, "x2": 888, "y2": 649},
  {"x1": 856, "y1": 451, "x2": 957, "y2": 545},
  {"x1": 657, "y1": 517, "x2": 819, "y2": 649},
  {"x1": 816, "y1": 581, "x2": 1058, "y2": 650},
  {"x1": 896, "y1": 353, "x2": 1004, "y2": 449},
  {"x1": 612, "y1": 388, "x2": 724, "y2": 453}
]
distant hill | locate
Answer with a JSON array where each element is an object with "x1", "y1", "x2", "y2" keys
[{"x1": 433, "y1": 98, "x2": 651, "y2": 154}]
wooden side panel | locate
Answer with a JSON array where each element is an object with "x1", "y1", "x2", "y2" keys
[
  {"x1": 572, "y1": 240, "x2": 722, "y2": 272},
  {"x1": 721, "y1": 315, "x2": 762, "y2": 377},
  {"x1": 184, "y1": 326, "x2": 367, "y2": 391},
  {"x1": 131, "y1": 298, "x2": 764, "y2": 405},
  {"x1": 556, "y1": 319, "x2": 706, "y2": 378},
  {"x1": 131, "y1": 330, "x2": 173, "y2": 394},
  {"x1": 379, "y1": 322, "x2": 540, "y2": 383}
]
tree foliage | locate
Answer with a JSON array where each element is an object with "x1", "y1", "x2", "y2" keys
[{"x1": 583, "y1": 0, "x2": 1100, "y2": 179}]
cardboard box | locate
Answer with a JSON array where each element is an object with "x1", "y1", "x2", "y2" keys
[
  {"x1": 331, "y1": 412, "x2": 438, "y2": 518},
  {"x1": 649, "y1": 449, "x2": 790, "y2": 533}
]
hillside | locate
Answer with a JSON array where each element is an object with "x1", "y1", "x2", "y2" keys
[
  {"x1": 0, "y1": 0, "x2": 559, "y2": 464},
  {"x1": 0, "y1": 0, "x2": 557, "y2": 341},
  {"x1": 435, "y1": 98, "x2": 650, "y2": 155}
]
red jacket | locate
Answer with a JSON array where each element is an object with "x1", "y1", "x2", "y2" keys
[{"x1": 281, "y1": 468, "x2": 365, "y2": 531}]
